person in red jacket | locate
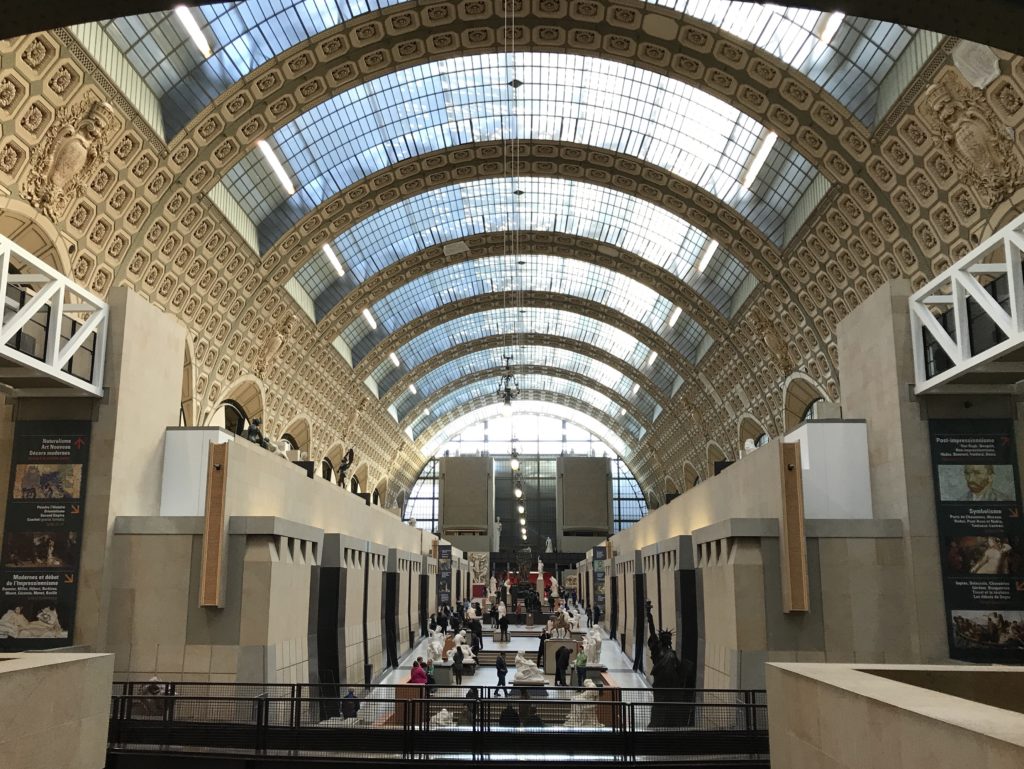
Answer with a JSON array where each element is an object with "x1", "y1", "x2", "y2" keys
[{"x1": 410, "y1": 660, "x2": 428, "y2": 684}]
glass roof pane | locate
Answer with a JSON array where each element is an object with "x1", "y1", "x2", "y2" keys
[
  {"x1": 100, "y1": 2, "x2": 911, "y2": 139},
  {"x1": 339, "y1": 254, "x2": 707, "y2": 366},
  {"x1": 421, "y1": 401, "x2": 631, "y2": 457},
  {"x1": 296, "y1": 177, "x2": 750, "y2": 317},
  {"x1": 221, "y1": 53, "x2": 815, "y2": 249},
  {"x1": 389, "y1": 345, "x2": 661, "y2": 424},
  {"x1": 363, "y1": 306, "x2": 680, "y2": 396},
  {"x1": 412, "y1": 377, "x2": 646, "y2": 440}
]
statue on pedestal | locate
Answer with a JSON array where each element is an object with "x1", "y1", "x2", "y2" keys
[
  {"x1": 583, "y1": 628, "x2": 603, "y2": 665},
  {"x1": 545, "y1": 537, "x2": 553, "y2": 553},
  {"x1": 563, "y1": 679, "x2": 601, "y2": 727},
  {"x1": 427, "y1": 629, "x2": 444, "y2": 662},
  {"x1": 489, "y1": 576, "x2": 497, "y2": 600},
  {"x1": 493, "y1": 519, "x2": 502, "y2": 552},
  {"x1": 646, "y1": 601, "x2": 694, "y2": 728},
  {"x1": 452, "y1": 630, "x2": 475, "y2": 663},
  {"x1": 549, "y1": 575, "x2": 560, "y2": 598},
  {"x1": 513, "y1": 650, "x2": 546, "y2": 684}
]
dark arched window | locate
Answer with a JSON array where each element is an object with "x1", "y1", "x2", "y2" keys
[
  {"x1": 222, "y1": 400, "x2": 248, "y2": 436},
  {"x1": 280, "y1": 433, "x2": 298, "y2": 451},
  {"x1": 800, "y1": 398, "x2": 824, "y2": 424},
  {"x1": 321, "y1": 457, "x2": 334, "y2": 481},
  {"x1": 371, "y1": 489, "x2": 380, "y2": 505},
  {"x1": 350, "y1": 476, "x2": 361, "y2": 493},
  {"x1": 754, "y1": 432, "x2": 769, "y2": 448}
]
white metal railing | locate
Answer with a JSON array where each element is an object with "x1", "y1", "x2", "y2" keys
[
  {"x1": 0, "y1": 234, "x2": 108, "y2": 396},
  {"x1": 910, "y1": 212, "x2": 1024, "y2": 394}
]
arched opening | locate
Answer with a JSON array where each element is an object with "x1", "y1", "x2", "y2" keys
[
  {"x1": 180, "y1": 339, "x2": 196, "y2": 427},
  {"x1": 738, "y1": 415, "x2": 769, "y2": 455},
  {"x1": 321, "y1": 457, "x2": 334, "y2": 481},
  {"x1": 0, "y1": 197, "x2": 72, "y2": 276},
  {"x1": 371, "y1": 488, "x2": 380, "y2": 505},
  {"x1": 209, "y1": 399, "x2": 249, "y2": 436},
  {"x1": 783, "y1": 373, "x2": 830, "y2": 432},
  {"x1": 707, "y1": 442, "x2": 730, "y2": 477},
  {"x1": 664, "y1": 476, "x2": 681, "y2": 505},
  {"x1": 209, "y1": 377, "x2": 265, "y2": 434},
  {"x1": 350, "y1": 476, "x2": 361, "y2": 493},
  {"x1": 279, "y1": 417, "x2": 311, "y2": 458},
  {"x1": 280, "y1": 433, "x2": 298, "y2": 452},
  {"x1": 683, "y1": 462, "x2": 701, "y2": 489}
]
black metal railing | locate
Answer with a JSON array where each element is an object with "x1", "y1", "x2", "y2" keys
[{"x1": 108, "y1": 681, "x2": 768, "y2": 763}]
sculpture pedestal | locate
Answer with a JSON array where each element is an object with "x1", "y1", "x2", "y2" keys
[
  {"x1": 584, "y1": 664, "x2": 608, "y2": 682},
  {"x1": 512, "y1": 680, "x2": 550, "y2": 696}
]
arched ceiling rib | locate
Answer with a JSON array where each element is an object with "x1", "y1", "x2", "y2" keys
[
  {"x1": 356, "y1": 295, "x2": 695, "y2": 395},
  {"x1": 416, "y1": 396, "x2": 650, "y2": 461},
  {"x1": 396, "y1": 357, "x2": 661, "y2": 428},
  {"x1": 159, "y1": 0, "x2": 880, "y2": 198},
  {"x1": 223, "y1": 52, "x2": 818, "y2": 250},
  {"x1": 386, "y1": 334, "x2": 671, "y2": 412},
  {"x1": 14, "y1": 2, "x2": 1011, "y2": 60},
  {"x1": 294, "y1": 176, "x2": 751, "y2": 320},
  {"x1": 340, "y1": 254, "x2": 711, "y2": 368},
  {"x1": 319, "y1": 230, "x2": 730, "y2": 341},
  {"x1": 406, "y1": 371, "x2": 653, "y2": 439}
]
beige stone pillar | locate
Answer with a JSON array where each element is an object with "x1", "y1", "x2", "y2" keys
[
  {"x1": 0, "y1": 287, "x2": 186, "y2": 651},
  {"x1": 837, "y1": 279, "x2": 946, "y2": 662}
]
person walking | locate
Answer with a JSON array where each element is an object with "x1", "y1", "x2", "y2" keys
[
  {"x1": 537, "y1": 628, "x2": 549, "y2": 667},
  {"x1": 554, "y1": 645, "x2": 571, "y2": 686},
  {"x1": 585, "y1": 604, "x2": 592, "y2": 628},
  {"x1": 499, "y1": 612, "x2": 510, "y2": 642},
  {"x1": 575, "y1": 647, "x2": 588, "y2": 686},
  {"x1": 495, "y1": 651, "x2": 510, "y2": 696},
  {"x1": 453, "y1": 645, "x2": 465, "y2": 686}
]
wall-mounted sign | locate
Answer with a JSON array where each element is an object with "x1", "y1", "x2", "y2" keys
[
  {"x1": 928, "y1": 419, "x2": 1024, "y2": 663},
  {"x1": 437, "y1": 544, "x2": 452, "y2": 607},
  {"x1": 0, "y1": 421, "x2": 91, "y2": 650},
  {"x1": 594, "y1": 545, "x2": 607, "y2": 617}
]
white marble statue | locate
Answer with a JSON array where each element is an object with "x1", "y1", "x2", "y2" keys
[
  {"x1": 513, "y1": 650, "x2": 546, "y2": 684},
  {"x1": 498, "y1": 600, "x2": 507, "y2": 619},
  {"x1": 427, "y1": 628, "x2": 444, "y2": 662},
  {"x1": 583, "y1": 628, "x2": 603, "y2": 665},
  {"x1": 545, "y1": 536, "x2": 553, "y2": 553},
  {"x1": 489, "y1": 576, "x2": 497, "y2": 598},
  {"x1": 563, "y1": 608, "x2": 581, "y2": 632},
  {"x1": 429, "y1": 708, "x2": 456, "y2": 728},
  {"x1": 493, "y1": 519, "x2": 502, "y2": 552},
  {"x1": 563, "y1": 679, "x2": 601, "y2": 727},
  {"x1": 549, "y1": 575, "x2": 560, "y2": 598},
  {"x1": 452, "y1": 630, "x2": 475, "y2": 662}
]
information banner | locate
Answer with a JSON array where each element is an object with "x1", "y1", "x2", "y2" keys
[
  {"x1": 437, "y1": 544, "x2": 452, "y2": 608},
  {"x1": 594, "y1": 545, "x2": 607, "y2": 618},
  {"x1": 0, "y1": 421, "x2": 91, "y2": 650},
  {"x1": 928, "y1": 419, "x2": 1024, "y2": 663}
]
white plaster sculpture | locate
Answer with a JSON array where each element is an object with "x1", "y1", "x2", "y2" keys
[
  {"x1": 429, "y1": 708, "x2": 456, "y2": 728},
  {"x1": 513, "y1": 650, "x2": 547, "y2": 684},
  {"x1": 563, "y1": 608, "x2": 580, "y2": 632},
  {"x1": 563, "y1": 680, "x2": 601, "y2": 727},
  {"x1": 545, "y1": 536, "x2": 553, "y2": 553},
  {"x1": 743, "y1": 438, "x2": 757, "y2": 455},
  {"x1": 583, "y1": 628, "x2": 603, "y2": 665},
  {"x1": 493, "y1": 519, "x2": 502, "y2": 552},
  {"x1": 427, "y1": 629, "x2": 444, "y2": 662},
  {"x1": 498, "y1": 601, "x2": 507, "y2": 619},
  {"x1": 489, "y1": 576, "x2": 497, "y2": 598},
  {"x1": 549, "y1": 575, "x2": 560, "y2": 598},
  {"x1": 453, "y1": 630, "x2": 475, "y2": 663}
]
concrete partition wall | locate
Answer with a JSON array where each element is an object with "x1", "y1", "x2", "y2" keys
[{"x1": 767, "y1": 663, "x2": 1024, "y2": 769}]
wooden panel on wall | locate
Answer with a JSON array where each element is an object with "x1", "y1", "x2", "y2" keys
[
  {"x1": 779, "y1": 441, "x2": 809, "y2": 613},
  {"x1": 199, "y1": 441, "x2": 229, "y2": 607},
  {"x1": 439, "y1": 456, "x2": 492, "y2": 532}
]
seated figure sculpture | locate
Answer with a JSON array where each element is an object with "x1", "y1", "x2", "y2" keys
[
  {"x1": 427, "y1": 628, "x2": 444, "y2": 661},
  {"x1": 513, "y1": 650, "x2": 546, "y2": 684},
  {"x1": 429, "y1": 708, "x2": 457, "y2": 728},
  {"x1": 452, "y1": 630, "x2": 475, "y2": 663}
]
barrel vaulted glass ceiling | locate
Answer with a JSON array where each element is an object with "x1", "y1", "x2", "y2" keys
[
  {"x1": 390, "y1": 346, "x2": 662, "y2": 424},
  {"x1": 298, "y1": 177, "x2": 749, "y2": 318},
  {"x1": 340, "y1": 255, "x2": 709, "y2": 366},
  {"x1": 366, "y1": 307, "x2": 681, "y2": 397},
  {"x1": 101, "y1": 1, "x2": 913, "y2": 139},
  {"x1": 410, "y1": 375, "x2": 647, "y2": 441},
  {"x1": 222, "y1": 53, "x2": 816, "y2": 250},
  {"x1": 422, "y1": 402, "x2": 630, "y2": 457}
]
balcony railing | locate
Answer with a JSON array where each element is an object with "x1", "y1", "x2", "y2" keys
[{"x1": 0, "y1": 234, "x2": 108, "y2": 397}]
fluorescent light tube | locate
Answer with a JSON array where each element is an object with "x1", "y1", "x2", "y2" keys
[
  {"x1": 697, "y1": 239, "x2": 719, "y2": 273},
  {"x1": 408, "y1": 384, "x2": 417, "y2": 395},
  {"x1": 647, "y1": 350, "x2": 658, "y2": 366},
  {"x1": 257, "y1": 139, "x2": 295, "y2": 196},
  {"x1": 362, "y1": 308, "x2": 377, "y2": 330},
  {"x1": 741, "y1": 131, "x2": 778, "y2": 190},
  {"x1": 389, "y1": 352, "x2": 401, "y2": 367},
  {"x1": 322, "y1": 244, "x2": 344, "y2": 278},
  {"x1": 668, "y1": 306, "x2": 682, "y2": 327},
  {"x1": 174, "y1": 6, "x2": 212, "y2": 58}
]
